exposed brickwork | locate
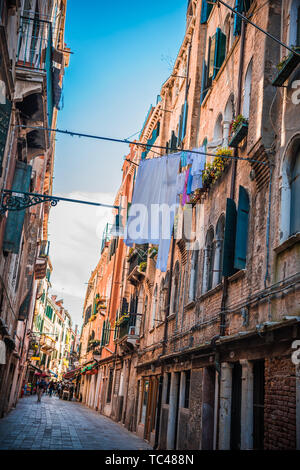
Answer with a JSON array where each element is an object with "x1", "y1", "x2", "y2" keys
[{"x1": 264, "y1": 357, "x2": 296, "y2": 450}]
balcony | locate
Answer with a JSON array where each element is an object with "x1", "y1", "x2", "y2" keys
[
  {"x1": 272, "y1": 49, "x2": 300, "y2": 87},
  {"x1": 229, "y1": 121, "x2": 248, "y2": 148},
  {"x1": 40, "y1": 334, "x2": 55, "y2": 352},
  {"x1": 127, "y1": 244, "x2": 148, "y2": 285},
  {"x1": 116, "y1": 314, "x2": 140, "y2": 349}
]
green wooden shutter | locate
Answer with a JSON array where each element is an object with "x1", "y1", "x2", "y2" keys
[
  {"x1": 200, "y1": 59, "x2": 208, "y2": 103},
  {"x1": 222, "y1": 198, "x2": 237, "y2": 277},
  {"x1": 234, "y1": 186, "x2": 250, "y2": 270},
  {"x1": 233, "y1": 0, "x2": 243, "y2": 36},
  {"x1": 214, "y1": 28, "x2": 226, "y2": 78},
  {"x1": 0, "y1": 98, "x2": 12, "y2": 174},
  {"x1": 208, "y1": 35, "x2": 215, "y2": 81},
  {"x1": 200, "y1": 0, "x2": 214, "y2": 24},
  {"x1": 181, "y1": 101, "x2": 188, "y2": 142},
  {"x1": 3, "y1": 161, "x2": 32, "y2": 254}
]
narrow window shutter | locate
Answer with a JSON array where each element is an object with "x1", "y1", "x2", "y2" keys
[
  {"x1": 214, "y1": 28, "x2": 227, "y2": 78},
  {"x1": 222, "y1": 198, "x2": 237, "y2": 277},
  {"x1": 200, "y1": 0, "x2": 214, "y2": 24},
  {"x1": 233, "y1": 0, "x2": 243, "y2": 36},
  {"x1": 181, "y1": 101, "x2": 188, "y2": 142},
  {"x1": 200, "y1": 59, "x2": 208, "y2": 103},
  {"x1": 208, "y1": 35, "x2": 215, "y2": 81},
  {"x1": 3, "y1": 161, "x2": 32, "y2": 254},
  {"x1": 0, "y1": 98, "x2": 12, "y2": 174},
  {"x1": 177, "y1": 106, "x2": 183, "y2": 147},
  {"x1": 234, "y1": 186, "x2": 250, "y2": 270}
]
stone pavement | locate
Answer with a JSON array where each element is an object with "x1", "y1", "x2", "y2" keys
[{"x1": 0, "y1": 394, "x2": 152, "y2": 450}]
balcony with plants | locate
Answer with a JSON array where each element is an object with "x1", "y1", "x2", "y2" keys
[
  {"x1": 228, "y1": 115, "x2": 249, "y2": 148},
  {"x1": 190, "y1": 147, "x2": 232, "y2": 203},
  {"x1": 127, "y1": 244, "x2": 148, "y2": 284},
  {"x1": 272, "y1": 47, "x2": 300, "y2": 87}
]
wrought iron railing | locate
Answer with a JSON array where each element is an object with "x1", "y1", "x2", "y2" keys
[
  {"x1": 16, "y1": 15, "x2": 52, "y2": 72},
  {"x1": 128, "y1": 244, "x2": 148, "y2": 276}
]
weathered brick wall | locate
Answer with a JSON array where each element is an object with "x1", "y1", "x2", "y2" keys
[{"x1": 264, "y1": 357, "x2": 296, "y2": 450}]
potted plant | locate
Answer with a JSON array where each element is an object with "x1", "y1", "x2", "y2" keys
[
  {"x1": 202, "y1": 149, "x2": 231, "y2": 190},
  {"x1": 148, "y1": 246, "x2": 158, "y2": 258},
  {"x1": 272, "y1": 46, "x2": 300, "y2": 87},
  {"x1": 139, "y1": 261, "x2": 147, "y2": 272},
  {"x1": 229, "y1": 115, "x2": 249, "y2": 148}
]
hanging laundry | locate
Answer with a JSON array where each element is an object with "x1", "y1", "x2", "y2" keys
[
  {"x1": 191, "y1": 173, "x2": 203, "y2": 192},
  {"x1": 124, "y1": 154, "x2": 181, "y2": 272},
  {"x1": 176, "y1": 171, "x2": 186, "y2": 196},
  {"x1": 186, "y1": 152, "x2": 193, "y2": 165},
  {"x1": 181, "y1": 151, "x2": 187, "y2": 167},
  {"x1": 182, "y1": 168, "x2": 190, "y2": 206},
  {"x1": 191, "y1": 146, "x2": 206, "y2": 176},
  {"x1": 187, "y1": 169, "x2": 193, "y2": 195}
]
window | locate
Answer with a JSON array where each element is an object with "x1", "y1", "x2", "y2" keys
[
  {"x1": 222, "y1": 186, "x2": 250, "y2": 277},
  {"x1": 166, "y1": 373, "x2": 171, "y2": 404},
  {"x1": 151, "y1": 285, "x2": 158, "y2": 329},
  {"x1": 290, "y1": 147, "x2": 300, "y2": 235},
  {"x1": 45, "y1": 305, "x2": 53, "y2": 321},
  {"x1": 207, "y1": 28, "x2": 227, "y2": 86},
  {"x1": 213, "y1": 215, "x2": 225, "y2": 287},
  {"x1": 106, "y1": 369, "x2": 114, "y2": 403},
  {"x1": 140, "y1": 380, "x2": 149, "y2": 425},
  {"x1": 202, "y1": 227, "x2": 215, "y2": 293},
  {"x1": 200, "y1": 0, "x2": 214, "y2": 24},
  {"x1": 243, "y1": 60, "x2": 252, "y2": 120},
  {"x1": 184, "y1": 370, "x2": 191, "y2": 408},
  {"x1": 224, "y1": 13, "x2": 234, "y2": 53},
  {"x1": 170, "y1": 262, "x2": 180, "y2": 315},
  {"x1": 189, "y1": 245, "x2": 199, "y2": 301},
  {"x1": 289, "y1": 0, "x2": 300, "y2": 47}
]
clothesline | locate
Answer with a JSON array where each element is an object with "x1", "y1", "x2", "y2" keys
[{"x1": 13, "y1": 125, "x2": 269, "y2": 166}]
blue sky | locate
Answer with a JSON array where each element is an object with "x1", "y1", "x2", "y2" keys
[
  {"x1": 49, "y1": 0, "x2": 187, "y2": 328},
  {"x1": 53, "y1": 0, "x2": 187, "y2": 194}
]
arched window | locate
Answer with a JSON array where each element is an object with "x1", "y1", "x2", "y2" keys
[
  {"x1": 280, "y1": 138, "x2": 300, "y2": 241},
  {"x1": 289, "y1": 0, "x2": 300, "y2": 47},
  {"x1": 210, "y1": 114, "x2": 223, "y2": 150},
  {"x1": 213, "y1": 215, "x2": 225, "y2": 287},
  {"x1": 224, "y1": 94, "x2": 235, "y2": 146},
  {"x1": 151, "y1": 285, "x2": 158, "y2": 329},
  {"x1": 243, "y1": 59, "x2": 253, "y2": 119},
  {"x1": 189, "y1": 244, "x2": 199, "y2": 301},
  {"x1": 224, "y1": 13, "x2": 234, "y2": 53},
  {"x1": 202, "y1": 227, "x2": 215, "y2": 293}
]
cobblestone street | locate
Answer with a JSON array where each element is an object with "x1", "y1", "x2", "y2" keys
[{"x1": 0, "y1": 395, "x2": 152, "y2": 450}]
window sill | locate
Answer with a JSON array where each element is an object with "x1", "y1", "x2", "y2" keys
[
  {"x1": 228, "y1": 269, "x2": 246, "y2": 283},
  {"x1": 167, "y1": 313, "x2": 176, "y2": 322},
  {"x1": 184, "y1": 300, "x2": 195, "y2": 311},
  {"x1": 275, "y1": 232, "x2": 300, "y2": 255},
  {"x1": 199, "y1": 282, "x2": 223, "y2": 301}
]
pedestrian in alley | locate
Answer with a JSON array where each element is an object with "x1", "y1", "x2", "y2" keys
[
  {"x1": 48, "y1": 380, "x2": 55, "y2": 397},
  {"x1": 36, "y1": 378, "x2": 48, "y2": 403},
  {"x1": 69, "y1": 384, "x2": 74, "y2": 401}
]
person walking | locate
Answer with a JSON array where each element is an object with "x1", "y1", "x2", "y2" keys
[
  {"x1": 36, "y1": 378, "x2": 48, "y2": 402},
  {"x1": 69, "y1": 384, "x2": 74, "y2": 401},
  {"x1": 48, "y1": 381, "x2": 54, "y2": 397}
]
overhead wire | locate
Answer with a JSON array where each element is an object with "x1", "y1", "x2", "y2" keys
[{"x1": 13, "y1": 125, "x2": 269, "y2": 166}]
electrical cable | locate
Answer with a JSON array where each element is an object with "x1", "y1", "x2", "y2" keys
[
  {"x1": 13, "y1": 124, "x2": 269, "y2": 166},
  {"x1": 216, "y1": 0, "x2": 300, "y2": 57}
]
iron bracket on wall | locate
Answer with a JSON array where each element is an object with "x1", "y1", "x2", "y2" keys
[{"x1": 0, "y1": 189, "x2": 119, "y2": 215}]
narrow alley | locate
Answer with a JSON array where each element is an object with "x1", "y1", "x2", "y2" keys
[{"x1": 0, "y1": 395, "x2": 152, "y2": 451}]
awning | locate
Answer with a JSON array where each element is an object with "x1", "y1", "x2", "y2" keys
[{"x1": 63, "y1": 366, "x2": 82, "y2": 380}]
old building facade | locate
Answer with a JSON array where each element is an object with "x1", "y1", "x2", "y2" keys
[
  {"x1": 78, "y1": 0, "x2": 300, "y2": 450},
  {"x1": 0, "y1": 0, "x2": 69, "y2": 416}
]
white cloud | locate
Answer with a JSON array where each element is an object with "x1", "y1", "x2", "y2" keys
[{"x1": 47, "y1": 191, "x2": 115, "y2": 327}]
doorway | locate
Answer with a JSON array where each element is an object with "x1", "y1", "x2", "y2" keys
[{"x1": 230, "y1": 362, "x2": 242, "y2": 450}]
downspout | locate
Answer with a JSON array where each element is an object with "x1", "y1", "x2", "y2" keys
[{"x1": 217, "y1": 17, "x2": 247, "y2": 449}]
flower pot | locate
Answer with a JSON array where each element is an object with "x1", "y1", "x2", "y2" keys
[
  {"x1": 272, "y1": 51, "x2": 300, "y2": 87},
  {"x1": 229, "y1": 121, "x2": 248, "y2": 148}
]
